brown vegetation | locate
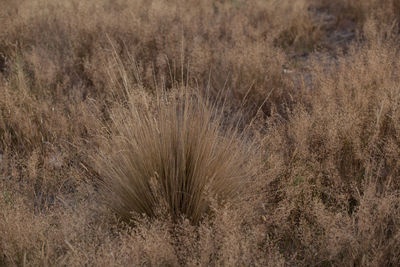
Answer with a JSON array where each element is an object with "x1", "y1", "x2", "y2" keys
[{"x1": 1, "y1": 0, "x2": 400, "y2": 266}]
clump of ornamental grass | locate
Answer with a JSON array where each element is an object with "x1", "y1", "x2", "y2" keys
[{"x1": 95, "y1": 89, "x2": 257, "y2": 224}]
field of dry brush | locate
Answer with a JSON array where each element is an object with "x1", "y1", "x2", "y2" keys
[{"x1": 1, "y1": 0, "x2": 400, "y2": 266}]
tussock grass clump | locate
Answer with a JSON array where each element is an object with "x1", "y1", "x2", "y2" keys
[{"x1": 96, "y1": 91, "x2": 256, "y2": 224}]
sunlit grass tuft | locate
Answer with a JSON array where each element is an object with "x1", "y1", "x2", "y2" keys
[{"x1": 96, "y1": 90, "x2": 256, "y2": 224}]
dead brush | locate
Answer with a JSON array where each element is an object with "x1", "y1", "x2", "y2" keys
[{"x1": 94, "y1": 89, "x2": 257, "y2": 224}]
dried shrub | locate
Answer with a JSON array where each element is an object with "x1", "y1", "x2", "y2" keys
[{"x1": 95, "y1": 89, "x2": 257, "y2": 224}]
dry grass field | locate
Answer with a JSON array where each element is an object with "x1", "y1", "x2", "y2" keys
[{"x1": 1, "y1": 0, "x2": 400, "y2": 266}]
